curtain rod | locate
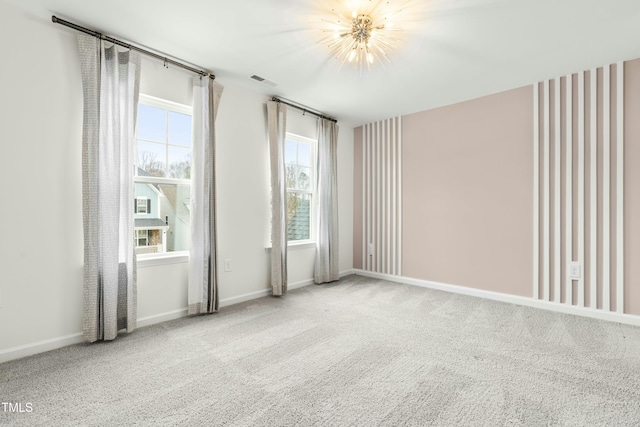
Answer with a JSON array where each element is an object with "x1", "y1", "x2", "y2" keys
[
  {"x1": 52, "y1": 16, "x2": 215, "y2": 80},
  {"x1": 271, "y1": 97, "x2": 337, "y2": 123}
]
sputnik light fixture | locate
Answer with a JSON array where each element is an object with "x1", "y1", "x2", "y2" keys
[{"x1": 321, "y1": 0, "x2": 406, "y2": 72}]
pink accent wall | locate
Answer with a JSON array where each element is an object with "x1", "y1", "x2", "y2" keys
[
  {"x1": 352, "y1": 59, "x2": 640, "y2": 315},
  {"x1": 402, "y1": 87, "x2": 533, "y2": 297}
]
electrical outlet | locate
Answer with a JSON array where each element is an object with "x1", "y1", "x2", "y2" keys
[
  {"x1": 367, "y1": 244, "x2": 374, "y2": 256},
  {"x1": 224, "y1": 259, "x2": 232, "y2": 272},
  {"x1": 569, "y1": 262, "x2": 581, "y2": 280}
]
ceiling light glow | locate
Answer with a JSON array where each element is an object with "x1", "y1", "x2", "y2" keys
[{"x1": 321, "y1": 0, "x2": 407, "y2": 72}]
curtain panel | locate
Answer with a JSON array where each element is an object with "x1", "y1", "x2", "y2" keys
[
  {"x1": 188, "y1": 78, "x2": 224, "y2": 314},
  {"x1": 77, "y1": 35, "x2": 141, "y2": 342},
  {"x1": 267, "y1": 101, "x2": 288, "y2": 295},
  {"x1": 314, "y1": 119, "x2": 340, "y2": 283}
]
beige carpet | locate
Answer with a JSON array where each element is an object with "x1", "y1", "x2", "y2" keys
[{"x1": 2, "y1": 275, "x2": 640, "y2": 426}]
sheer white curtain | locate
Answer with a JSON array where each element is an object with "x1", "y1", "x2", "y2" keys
[
  {"x1": 314, "y1": 119, "x2": 340, "y2": 283},
  {"x1": 77, "y1": 35, "x2": 141, "y2": 342},
  {"x1": 267, "y1": 101, "x2": 288, "y2": 295},
  {"x1": 188, "y1": 77, "x2": 224, "y2": 314}
]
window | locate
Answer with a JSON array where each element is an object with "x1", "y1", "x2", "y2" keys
[
  {"x1": 136, "y1": 230, "x2": 149, "y2": 247},
  {"x1": 285, "y1": 133, "x2": 316, "y2": 242},
  {"x1": 135, "y1": 197, "x2": 149, "y2": 214},
  {"x1": 134, "y1": 95, "x2": 192, "y2": 257}
]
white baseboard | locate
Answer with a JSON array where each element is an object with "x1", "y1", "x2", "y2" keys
[
  {"x1": 220, "y1": 288, "x2": 272, "y2": 307},
  {"x1": 137, "y1": 308, "x2": 189, "y2": 328},
  {"x1": 0, "y1": 332, "x2": 84, "y2": 364},
  {"x1": 289, "y1": 278, "x2": 314, "y2": 291},
  {"x1": 340, "y1": 269, "x2": 355, "y2": 277},
  {"x1": 219, "y1": 270, "x2": 354, "y2": 307},
  {"x1": 354, "y1": 269, "x2": 640, "y2": 327},
  {"x1": 0, "y1": 269, "x2": 359, "y2": 364},
  {"x1": 0, "y1": 308, "x2": 192, "y2": 364}
]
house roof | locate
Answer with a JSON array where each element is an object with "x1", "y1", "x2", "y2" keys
[
  {"x1": 287, "y1": 198, "x2": 310, "y2": 241},
  {"x1": 135, "y1": 218, "x2": 168, "y2": 229}
]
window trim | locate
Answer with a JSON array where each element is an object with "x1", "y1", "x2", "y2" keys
[
  {"x1": 137, "y1": 253, "x2": 189, "y2": 268},
  {"x1": 138, "y1": 94, "x2": 192, "y2": 116},
  {"x1": 265, "y1": 241, "x2": 316, "y2": 252},
  {"x1": 135, "y1": 94, "x2": 193, "y2": 263}
]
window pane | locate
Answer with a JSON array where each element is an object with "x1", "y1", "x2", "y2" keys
[
  {"x1": 297, "y1": 166, "x2": 312, "y2": 191},
  {"x1": 157, "y1": 183, "x2": 191, "y2": 252},
  {"x1": 135, "y1": 184, "x2": 155, "y2": 215},
  {"x1": 136, "y1": 197, "x2": 148, "y2": 214},
  {"x1": 138, "y1": 104, "x2": 166, "y2": 142},
  {"x1": 285, "y1": 164, "x2": 297, "y2": 190},
  {"x1": 134, "y1": 182, "x2": 191, "y2": 254},
  {"x1": 285, "y1": 140, "x2": 297, "y2": 164},
  {"x1": 138, "y1": 141, "x2": 166, "y2": 177},
  {"x1": 298, "y1": 143, "x2": 311, "y2": 167},
  {"x1": 168, "y1": 146, "x2": 191, "y2": 179},
  {"x1": 287, "y1": 193, "x2": 310, "y2": 241},
  {"x1": 169, "y1": 111, "x2": 192, "y2": 147}
]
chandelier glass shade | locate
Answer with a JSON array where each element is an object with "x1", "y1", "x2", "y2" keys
[{"x1": 321, "y1": 1, "x2": 406, "y2": 72}]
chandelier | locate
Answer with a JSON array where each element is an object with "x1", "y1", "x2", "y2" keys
[{"x1": 322, "y1": 1, "x2": 406, "y2": 72}]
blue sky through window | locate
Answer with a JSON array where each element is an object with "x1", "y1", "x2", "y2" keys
[
  {"x1": 138, "y1": 104, "x2": 166, "y2": 142},
  {"x1": 168, "y1": 111, "x2": 192, "y2": 146},
  {"x1": 137, "y1": 102, "x2": 193, "y2": 179}
]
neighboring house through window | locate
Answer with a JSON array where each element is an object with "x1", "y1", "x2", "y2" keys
[
  {"x1": 285, "y1": 133, "x2": 316, "y2": 242},
  {"x1": 134, "y1": 94, "x2": 192, "y2": 257}
]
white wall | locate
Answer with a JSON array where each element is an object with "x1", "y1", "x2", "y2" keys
[
  {"x1": 0, "y1": 2, "x2": 84, "y2": 353},
  {"x1": 0, "y1": 0, "x2": 354, "y2": 359}
]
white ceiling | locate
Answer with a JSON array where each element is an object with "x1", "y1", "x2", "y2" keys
[{"x1": 8, "y1": 0, "x2": 640, "y2": 126}]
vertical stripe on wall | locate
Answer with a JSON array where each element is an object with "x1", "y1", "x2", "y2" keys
[
  {"x1": 362, "y1": 117, "x2": 403, "y2": 275},
  {"x1": 543, "y1": 80, "x2": 550, "y2": 302},
  {"x1": 364, "y1": 124, "x2": 369, "y2": 271},
  {"x1": 533, "y1": 61, "x2": 624, "y2": 313},
  {"x1": 533, "y1": 83, "x2": 539, "y2": 300},
  {"x1": 590, "y1": 68, "x2": 597, "y2": 309},
  {"x1": 565, "y1": 74, "x2": 573, "y2": 305},
  {"x1": 398, "y1": 117, "x2": 403, "y2": 277},
  {"x1": 377, "y1": 121, "x2": 381, "y2": 272},
  {"x1": 578, "y1": 71, "x2": 585, "y2": 308},
  {"x1": 616, "y1": 62, "x2": 624, "y2": 313},
  {"x1": 554, "y1": 78, "x2": 561, "y2": 304},
  {"x1": 603, "y1": 65, "x2": 611, "y2": 311}
]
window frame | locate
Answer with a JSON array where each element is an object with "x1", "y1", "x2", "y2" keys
[
  {"x1": 135, "y1": 94, "x2": 192, "y2": 265},
  {"x1": 135, "y1": 197, "x2": 149, "y2": 214},
  {"x1": 136, "y1": 229, "x2": 149, "y2": 247},
  {"x1": 284, "y1": 132, "x2": 317, "y2": 245}
]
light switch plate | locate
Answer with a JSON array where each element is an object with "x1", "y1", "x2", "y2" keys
[{"x1": 569, "y1": 262, "x2": 581, "y2": 280}]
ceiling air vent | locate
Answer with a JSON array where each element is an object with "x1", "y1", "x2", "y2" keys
[{"x1": 249, "y1": 74, "x2": 277, "y2": 87}]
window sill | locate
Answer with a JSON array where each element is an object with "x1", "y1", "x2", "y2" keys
[
  {"x1": 265, "y1": 241, "x2": 316, "y2": 252},
  {"x1": 137, "y1": 252, "x2": 189, "y2": 268}
]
